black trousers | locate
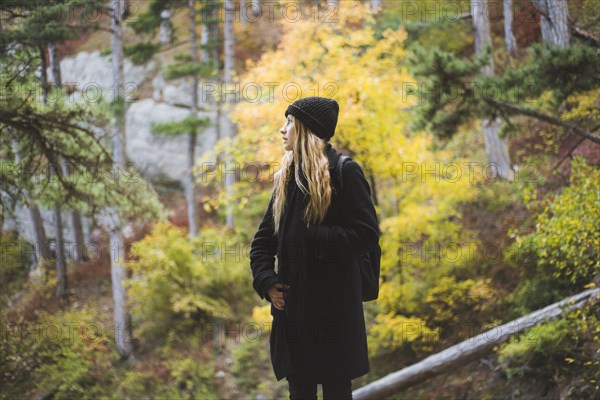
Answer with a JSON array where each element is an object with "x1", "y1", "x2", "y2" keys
[{"x1": 286, "y1": 376, "x2": 353, "y2": 400}]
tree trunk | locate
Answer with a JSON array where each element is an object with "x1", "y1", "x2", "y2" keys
[
  {"x1": 159, "y1": 8, "x2": 173, "y2": 44},
  {"x1": 29, "y1": 204, "x2": 48, "y2": 262},
  {"x1": 12, "y1": 140, "x2": 49, "y2": 266},
  {"x1": 251, "y1": 0, "x2": 260, "y2": 17},
  {"x1": 110, "y1": 0, "x2": 135, "y2": 360},
  {"x1": 83, "y1": 216, "x2": 91, "y2": 244},
  {"x1": 223, "y1": 0, "x2": 235, "y2": 229},
  {"x1": 471, "y1": 0, "x2": 514, "y2": 181},
  {"x1": 38, "y1": 45, "x2": 49, "y2": 103},
  {"x1": 61, "y1": 161, "x2": 86, "y2": 265},
  {"x1": 186, "y1": 133, "x2": 198, "y2": 238},
  {"x1": 531, "y1": 0, "x2": 571, "y2": 48},
  {"x1": 48, "y1": 43, "x2": 62, "y2": 87},
  {"x1": 353, "y1": 288, "x2": 600, "y2": 399},
  {"x1": 240, "y1": 0, "x2": 247, "y2": 26},
  {"x1": 49, "y1": 41, "x2": 86, "y2": 266},
  {"x1": 187, "y1": 0, "x2": 199, "y2": 238},
  {"x1": 503, "y1": 0, "x2": 517, "y2": 56},
  {"x1": 212, "y1": 1, "x2": 222, "y2": 174},
  {"x1": 200, "y1": 21, "x2": 209, "y2": 64},
  {"x1": 71, "y1": 208, "x2": 85, "y2": 264},
  {"x1": 210, "y1": 7, "x2": 219, "y2": 68},
  {"x1": 471, "y1": 0, "x2": 493, "y2": 76},
  {"x1": 209, "y1": 0, "x2": 237, "y2": 357},
  {"x1": 40, "y1": 44, "x2": 69, "y2": 300},
  {"x1": 53, "y1": 206, "x2": 69, "y2": 303}
]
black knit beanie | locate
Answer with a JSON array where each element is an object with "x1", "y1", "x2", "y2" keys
[{"x1": 285, "y1": 96, "x2": 339, "y2": 141}]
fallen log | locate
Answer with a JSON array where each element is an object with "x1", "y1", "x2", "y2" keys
[{"x1": 353, "y1": 287, "x2": 600, "y2": 400}]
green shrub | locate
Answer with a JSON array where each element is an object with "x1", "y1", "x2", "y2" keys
[
  {"x1": 506, "y1": 157, "x2": 600, "y2": 314},
  {"x1": 231, "y1": 336, "x2": 270, "y2": 394},
  {"x1": 1, "y1": 307, "x2": 119, "y2": 400},
  {"x1": 424, "y1": 276, "x2": 497, "y2": 327},
  {"x1": 114, "y1": 355, "x2": 216, "y2": 400},
  {"x1": 0, "y1": 233, "x2": 31, "y2": 303},
  {"x1": 526, "y1": 157, "x2": 598, "y2": 285},
  {"x1": 498, "y1": 317, "x2": 574, "y2": 380},
  {"x1": 497, "y1": 303, "x2": 600, "y2": 390},
  {"x1": 125, "y1": 221, "x2": 254, "y2": 343},
  {"x1": 504, "y1": 235, "x2": 576, "y2": 316}
]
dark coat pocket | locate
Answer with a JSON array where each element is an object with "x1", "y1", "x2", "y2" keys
[{"x1": 307, "y1": 263, "x2": 345, "y2": 316}]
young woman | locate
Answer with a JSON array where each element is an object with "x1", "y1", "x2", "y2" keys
[{"x1": 250, "y1": 96, "x2": 380, "y2": 399}]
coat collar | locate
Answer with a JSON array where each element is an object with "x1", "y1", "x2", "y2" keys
[{"x1": 325, "y1": 142, "x2": 342, "y2": 171}]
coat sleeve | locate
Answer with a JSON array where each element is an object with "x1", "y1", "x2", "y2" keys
[
  {"x1": 305, "y1": 160, "x2": 380, "y2": 262},
  {"x1": 250, "y1": 191, "x2": 280, "y2": 301}
]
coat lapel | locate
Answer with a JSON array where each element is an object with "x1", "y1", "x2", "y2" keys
[{"x1": 326, "y1": 143, "x2": 342, "y2": 178}]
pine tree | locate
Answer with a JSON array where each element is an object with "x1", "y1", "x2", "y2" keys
[
  {"x1": 1, "y1": 0, "x2": 101, "y2": 301},
  {"x1": 130, "y1": 0, "x2": 216, "y2": 239},
  {"x1": 403, "y1": 0, "x2": 600, "y2": 171},
  {"x1": 1, "y1": 0, "x2": 165, "y2": 357}
]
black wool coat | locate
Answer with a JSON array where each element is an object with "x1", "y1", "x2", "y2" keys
[{"x1": 249, "y1": 143, "x2": 381, "y2": 383}]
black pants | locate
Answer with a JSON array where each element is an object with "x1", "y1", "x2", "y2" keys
[{"x1": 286, "y1": 376, "x2": 353, "y2": 400}]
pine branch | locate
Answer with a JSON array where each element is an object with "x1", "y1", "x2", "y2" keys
[
  {"x1": 554, "y1": 122, "x2": 600, "y2": 169},
  {"x1": 571, "y1": 24, "x2": 600, "y2": 47},
  {"x1": 485, "y1": 98, "x2": 600, "y2": 145}
]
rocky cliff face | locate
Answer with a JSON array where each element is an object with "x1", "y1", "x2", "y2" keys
[
  {"x1": 3, "y1": 50, "x2": 219, "y2": 250},
  {"x1": 53, "y1": 50, "x2": 220, "y2": 183}
]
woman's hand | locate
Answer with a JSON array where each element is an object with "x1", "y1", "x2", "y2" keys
[{"x1": 267, "y1": 283, "x2": 290, "y2": 311}]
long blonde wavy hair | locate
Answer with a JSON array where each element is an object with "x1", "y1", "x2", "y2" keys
[{"x1": 272, "y1": 116, "x2": 332, "y2": 234}]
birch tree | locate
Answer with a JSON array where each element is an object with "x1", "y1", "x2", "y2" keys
[
  {"x1": 186, "y1": 0, "x2": 200, "y2": 237},
  {"x1": 159, "y1": 8, "x2": 173, "y2": 44},
  {"x1": 471, "y1": 0, "x2": 514, "y2": 181},
  {"x1": 531, "y1": 0, "x2": 571, "y2": 48},
  {"x1": 109, "y1": 0, "x2": 135, "y2": 360},
  {"x1": 240, "y1": 0, "x2": 247, "y2": 26},
  {"x1": 503, "y1": 0, "x2": 517, "y2": 56},
  {"x1": 251, "y1": 0, "x2": 260, "y2": 17},
  {"x1": 222, "y1": 0, "x2": 236, "y2": 228}
]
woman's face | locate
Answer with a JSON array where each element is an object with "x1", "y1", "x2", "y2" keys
[{"x1": 280, "y1": 114, "x2": 296, "y2": 152}]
